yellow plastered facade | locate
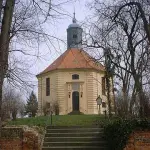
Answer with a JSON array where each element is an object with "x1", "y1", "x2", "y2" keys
[{"x1": 37, "y1": 68, "x2": 114, "y2": 115}]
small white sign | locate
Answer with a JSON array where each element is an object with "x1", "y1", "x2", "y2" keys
[{"x1": 96, "y1": 96, "x2": 102, "y2": 105}]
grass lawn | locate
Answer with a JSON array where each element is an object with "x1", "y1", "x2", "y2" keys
[{"x1": 7, "y1": 115, "x2": 110, "y2": 127}]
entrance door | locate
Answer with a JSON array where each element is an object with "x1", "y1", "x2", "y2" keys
[{"x1": 72, "y1": 91, "x2": 79, "y2": 111}]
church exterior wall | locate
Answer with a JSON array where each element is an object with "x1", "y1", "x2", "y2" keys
[
  {"x1": 86, "y1": 71, "x2": 107, "y2": 114},
  {"x1": 37, "y1": 69, "x2": 110, "y2": 115},
  {"x1": 56, "y1": 69, "x2": 87, "y2": 115},
  {"x1": 37, "y1": 71, "x2": 57, "y2": 116}
]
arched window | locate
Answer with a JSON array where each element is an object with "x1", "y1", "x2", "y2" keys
[{"x1": 72, "y1": 74, "x2": 79, "y2": 80}]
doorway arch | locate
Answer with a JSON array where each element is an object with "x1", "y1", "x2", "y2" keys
[{"x1": 72, "y1": 91, "x2": 79, "y2": 111}]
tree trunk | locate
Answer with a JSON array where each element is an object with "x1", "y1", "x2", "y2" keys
[
  {"x1": 111, "y1": 77, "x2": 116, "y2": 114},
  {"x1": 122, "y1": 82, "x2": 129, "y2": 118},
  {"x1": 134, "y1": 76, "x2": 144, "y2": 118},
  {"x1": 129, "y1": 85, "x2": 136, "y2": 115},
  {"x1": 0, "y1": 0, "x2": 15, "y2": 134},
  {"x1": 132, "y1": 77, "x2": 144, "y2": 118},
  {"x1": 12, "y1": 111, "x2": 17, "y2": 121},
  {"x1": 106, "y1": 72, "x2": 112, "y2": 118},
  {"x1": 0, "y1": 0, "x2": 3, "y2": 22}
]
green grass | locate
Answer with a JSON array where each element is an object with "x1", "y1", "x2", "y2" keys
[{"x1": 7, "y1": 115, "x2": 110, "y2": 127}]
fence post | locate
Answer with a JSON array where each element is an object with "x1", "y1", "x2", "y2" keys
[{"x1": 51, "y1": 111, "x2": 53, "y2": 125}]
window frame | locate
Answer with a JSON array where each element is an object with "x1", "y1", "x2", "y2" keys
[
  {"x1": 72, "y1": 74, "x2": 79, "y2": 80},
  {"x1": 73, "y1": 34, "x2": 77, "y2": 39}
]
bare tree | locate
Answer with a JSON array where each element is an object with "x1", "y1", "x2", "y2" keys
[
  {"x1": 85, "y1": 0, "x2": 150, "y2": 117},
  {"x1": 2, "y1": 85, "x2": 25, "y2": 121},
  {"x1": 114, "y1": 0, "x2": 150, "y2": 43},
  {"x1": 0, "y1": 0, "x2": 15, "y2": 129},
  {"x1": 0, "y1": 0, "x2": 73, "y2": 129}
]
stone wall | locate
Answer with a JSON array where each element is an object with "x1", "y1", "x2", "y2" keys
[
  {"x1": 124, "y1": 130, "x2": 150, "y2": 150},
  {"x1": 0, "y1": 127, "x2": 40, "y2": 150}
]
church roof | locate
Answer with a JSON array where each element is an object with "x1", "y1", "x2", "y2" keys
[
  {"x1": 68, "y1": 23, "x2": 81, "y2": 28},
  {"x1": 37, "y1": 48, "x2": 105, "y2": 76}
]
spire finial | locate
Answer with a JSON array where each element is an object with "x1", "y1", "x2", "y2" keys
[{"x1": 72, "y1": 8, "x2": 76, "y2": 23}]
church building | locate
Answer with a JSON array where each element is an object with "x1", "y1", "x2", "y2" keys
[{"x1": 36, "y1": 14, "x2": 114, "y2": 115}]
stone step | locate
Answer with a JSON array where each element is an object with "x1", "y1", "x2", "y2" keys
[
  {"x1": 43, "y1": 141, "x2": 107, "y2": 147},
  {"x1": 46, "y1": 128, "x2": 103, "y2": 133},
  {"x1": 46, "y1": 126, "x2": 101, "y2": 129},
  {"x1": 44, "y1": 137, "x2": 105, "y2": 142},
  {"x1": 42, "y1": 146, "x2": 107, "y2": 150},
  {"x1": 42, "y1": 126, "x2": 107, "y2": 150},
  {"x1": 45, "y1": 132, "x2": 103, "y2": 137}
]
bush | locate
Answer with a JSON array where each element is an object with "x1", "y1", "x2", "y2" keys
[
  {"x1": 53, "y1": 101, "x2": 59, "y2": 115},
  {"x1": 43, "y1": 101, "x2": 60, "y2": 116},
  {"x1": 104, "y1": 119, "x2": 150, "y2": 150}
]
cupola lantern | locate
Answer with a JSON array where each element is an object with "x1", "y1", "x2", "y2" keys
[{"x1": 67, "y1": 12, "x2": 83, "y2": 49}]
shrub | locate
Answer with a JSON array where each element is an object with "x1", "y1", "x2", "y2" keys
[
  {"x1": 104, "y1": 119, "x2": 150, "y2": 150},
  {"x1": 53, "y1": 101, "x2": 59, "y2": 115}
]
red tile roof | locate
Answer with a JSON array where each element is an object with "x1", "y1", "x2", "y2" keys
[{"x1": 37, "y1": 48, "x2": 105, "y2": 76}]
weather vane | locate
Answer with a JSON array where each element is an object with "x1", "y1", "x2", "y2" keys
[{"x1": 72, "y1": 5, "x2": 76, "y2": 23}]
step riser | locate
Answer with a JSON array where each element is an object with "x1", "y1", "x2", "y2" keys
[
  {"x1": 46, "y1": 129, "x2": 103, "y2": 133},
  {"x1": 43, "y1": 142, "x2": 107, "y2": 147},
  {"x1": 45, "y1": 133, "x2": 104, "y2": 137},
  {"x1": 46, "y1": 126, "x2": 102, "y2": 129},
  {"x1": 44, "y1": 137, "x2": 105, "y2": 142},
  {"x1": 42, "y1": 147, "x2": 107, "y2": 150}
]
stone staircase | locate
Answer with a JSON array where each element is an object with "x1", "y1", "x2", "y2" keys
[{"x1": 42, "y1": 126, "x2": 107, "y2": 150}]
